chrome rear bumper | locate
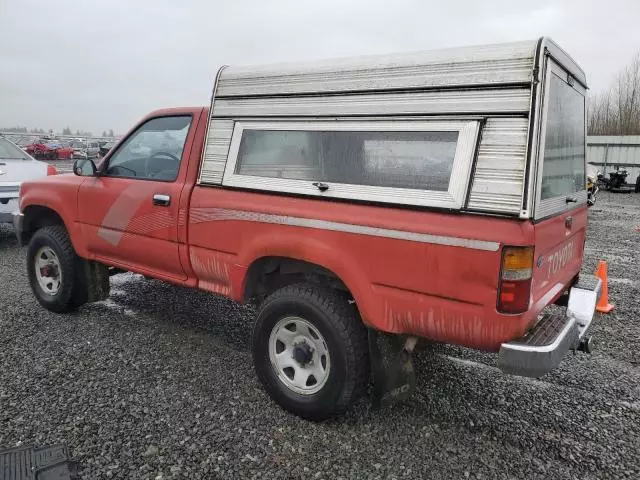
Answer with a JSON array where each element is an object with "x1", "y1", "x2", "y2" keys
[{"x1": 498, "y1": 275, "x2": 602, "y2": 378}]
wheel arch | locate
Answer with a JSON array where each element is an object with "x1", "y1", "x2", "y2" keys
[
  {"x1": 21, "y1": 205, "x2": 66, "y2": 244},
  {"x1": 243, "y1": 256, "x2": 352, "y2": 301},
  {"x1": 20, "y1": 203, "x2": 89, "y2": 258},
  {"x1": 238, "y1": 235, "x2": 375, "y2": 328}
]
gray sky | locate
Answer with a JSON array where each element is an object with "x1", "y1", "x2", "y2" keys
[{"x1": 1, "y1": 0, "x2": 639, "y2": 135}]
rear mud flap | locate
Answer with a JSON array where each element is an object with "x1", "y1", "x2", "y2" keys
[{"x1": 368, "y1": 330, "x2": 417, "y2": 408}]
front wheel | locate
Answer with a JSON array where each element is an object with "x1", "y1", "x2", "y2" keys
[
  {"x1": 27, "y1": 225, "x2": 85, "y2": 313},
  {"x1": 252, "y1": 283, "x2": 369, "y2": 420}
]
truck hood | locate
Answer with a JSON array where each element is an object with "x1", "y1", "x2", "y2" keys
[
  {"x1": 20, "y1": 172, "x2": 82, "y2": 200},
  {"x1": 21, "y1": 171, "x2": 80, "y2": 189}
]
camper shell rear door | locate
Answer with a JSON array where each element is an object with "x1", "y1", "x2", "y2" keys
[{"x1": 531, "y1": 54, "x2": 588, "y2": 306}]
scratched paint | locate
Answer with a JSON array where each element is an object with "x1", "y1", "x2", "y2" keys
[
  {"x1": 384, "y1": 301, "x2": 522, "y2": 351},
  {"x1": 189, "y1": 249, "x2": 232, "y2": 296}
]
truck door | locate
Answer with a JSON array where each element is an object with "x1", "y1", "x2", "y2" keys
[
  {"x1": 77, "y1": 115, "x2": 194, "y2": 282},
  {"x1": 531, "y1": 59, "x2": 587, "y2": 304}
]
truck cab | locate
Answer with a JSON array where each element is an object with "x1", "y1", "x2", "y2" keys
[{"x1": 15, "y1": 37, "x2": 601, "y2": 419}]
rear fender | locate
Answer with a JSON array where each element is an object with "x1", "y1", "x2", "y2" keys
[{"x1": 237, "y1": 231, "x2": 376, "y2": 326}]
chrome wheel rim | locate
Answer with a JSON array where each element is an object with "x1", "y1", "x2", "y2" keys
[
  {"x1": 34, "y1": 246, "x2": 62, "y2": 295},
  {"x1": 268, "y1": 316, "x2": 331, "y2": 395}
]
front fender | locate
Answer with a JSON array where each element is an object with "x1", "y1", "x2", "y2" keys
[{"x1": 19, "y1": 176, "x2": 88, "y2": 257}]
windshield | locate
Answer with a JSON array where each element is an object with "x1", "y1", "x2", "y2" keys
[
  {"x1": 118, "y1": 126, "x2": 189, "y2": 160},
  {"x1": 0, "y1": 137, "x2": 31, "y2": 160},
  {"x1": 72, "y1": 141, "x2": 86, "y2": 148}
]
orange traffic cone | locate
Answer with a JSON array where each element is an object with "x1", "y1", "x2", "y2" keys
[{"x1": 595, "y1": 260, "x2": 614, "y2": 313}]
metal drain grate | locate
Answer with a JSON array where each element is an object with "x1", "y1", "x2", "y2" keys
[{"x1": 0, "y1": 444, "x2": 77, "y2": 480}]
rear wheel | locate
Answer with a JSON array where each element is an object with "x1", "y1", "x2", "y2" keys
[
  {"x1": 252, "y1": 283, "x2": 369, "y2": 420},
  {"x1": 27, "y1": 225, "x2": 86, "y2": 313}
]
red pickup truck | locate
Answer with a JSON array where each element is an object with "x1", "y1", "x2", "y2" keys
[{"x1": 14, "y1": 38, "x2": 601, "y2": 419}]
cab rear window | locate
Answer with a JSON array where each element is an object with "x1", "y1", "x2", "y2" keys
[{"x1": 540, "y1": 74, "x2": 586, "y2": 200}]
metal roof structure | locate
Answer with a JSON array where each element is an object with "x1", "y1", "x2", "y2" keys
[{"x1": 587, "y1": 136, "x2": 640, "y2": 179}]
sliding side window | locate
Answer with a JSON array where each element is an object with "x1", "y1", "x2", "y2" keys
[{"x1": 223, "y1": 121, "x2": 479, "y2": 209}]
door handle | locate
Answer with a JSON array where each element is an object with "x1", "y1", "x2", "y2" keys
[
  {"x1": 152, "y1": 193, "x2": 171, "y2": 206},
  {"x1": 312, "y1": 182, "x2": 329, "y2": 192}
]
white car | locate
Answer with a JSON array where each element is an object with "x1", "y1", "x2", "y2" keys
[
  {"x1": 71, "y1": 140, "x2": 100, "y2": 159},
  {"x1": 0, "y1": 136, "x2": 57, "y2": 224}
]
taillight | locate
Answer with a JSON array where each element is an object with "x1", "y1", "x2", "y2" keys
[
  {"x1": 498, "y1": 246, "x2": 534, "y2": 314},
  {"x1": 47, "y1": 164, "x2": 57, "y2": 175}
]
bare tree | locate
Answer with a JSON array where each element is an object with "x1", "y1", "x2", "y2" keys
[
  {"x1": 588, "y1": 90, "x2": 615, "y2": 135},
  {"x1": 589, "y1": 52, "x2": 640, "y2": 135}
]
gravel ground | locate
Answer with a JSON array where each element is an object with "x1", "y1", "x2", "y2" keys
[{"x1": 1, "y1": 191, "x2": 639, "y2": 479}]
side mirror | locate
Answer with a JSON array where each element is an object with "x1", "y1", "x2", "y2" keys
[{"x1": 73, "y1": 158, "x2": 97, "y2": 177}]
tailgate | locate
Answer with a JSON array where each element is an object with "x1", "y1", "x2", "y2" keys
[{"x1": 532, "y1": 206, "x2": 587, "y2": 305}]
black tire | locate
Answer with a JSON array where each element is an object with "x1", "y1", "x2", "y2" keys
[
  {"x1": 252, "y1": 283, "x2": 369, "y2": 420},
  {"x1": 27, "y1": 225, "x2": 85, "y2": 313},
  {"x1": 635, "y1": 175, "x2": 640, "y2": 193}
]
